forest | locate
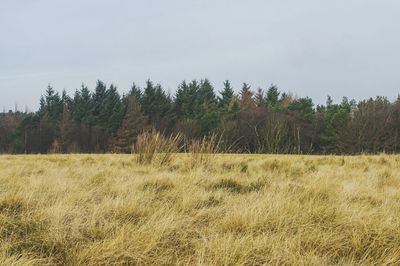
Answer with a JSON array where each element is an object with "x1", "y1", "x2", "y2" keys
[{"x1": 0, "y1": 79, "x2": 399, "y2": 154}]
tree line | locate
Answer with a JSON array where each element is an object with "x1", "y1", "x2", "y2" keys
[{"x1": 1, "y1": 79, "x2": 399, "y2": 154}]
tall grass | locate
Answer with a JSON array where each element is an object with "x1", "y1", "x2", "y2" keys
[
  {"x1": 187, "y1": 133, "x2": 221, "y2": 168},
  {"x1": 1, "y1": 154, "x2": 400, "y2": 264},
  {"x1": 132, "y1": 130, "x2": 182, "y2": 166}
]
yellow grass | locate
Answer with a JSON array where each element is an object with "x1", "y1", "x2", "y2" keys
[{"x1": 0, "y1": 154, "x2": 400, "y2": 265}]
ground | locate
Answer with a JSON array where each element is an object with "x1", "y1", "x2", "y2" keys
[{"x1": 0, "y1": 154, "x2": 399, "y2": 265}]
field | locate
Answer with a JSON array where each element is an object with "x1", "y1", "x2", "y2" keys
[{"x1": 0, "y1": 154, "x2": 400, "y2": 265}]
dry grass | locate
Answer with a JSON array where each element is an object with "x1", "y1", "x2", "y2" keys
[
  {"x1": 188, "y1": 134, "x2": 221, "y2": 168},
  {"x1": 0, "y1": 154, "x2": 400, "y2": 265},
  {"x1": 133, "y1": 131, "x2": 182, "y2": 166}
]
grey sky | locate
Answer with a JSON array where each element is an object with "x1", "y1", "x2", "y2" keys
[{"x1": 1, "y1": 0, "x2": 400, "y2": 111}]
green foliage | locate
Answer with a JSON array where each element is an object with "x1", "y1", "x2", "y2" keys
[
  {"x1": 141, "y1": 80, "x2": 172, "y2": 126},
  {"x1": 218, "y1": 80, "x2": 234, "y2": 110},
  {"x1": 266, "y1": 85, "x2": 280, "y2": 109},
  {"x1": 2, "y1": 78, "x2": 400, "y2": 155}
]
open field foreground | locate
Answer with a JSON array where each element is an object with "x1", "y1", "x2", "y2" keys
[{"x1": 0, "y1": 154, "x2": 400, "y2": 265}]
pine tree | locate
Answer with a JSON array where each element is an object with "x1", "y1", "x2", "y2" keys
[
  {"x1": 39, "y1": 85, "x2": 63, "y2": 121},
  {"x1": 103, "y1": 84, "x2": 124, "y2": 134},
  {"x1": 141, "y1": 80, "x2": 172, "y2": 125},
  {"x1": 254, "y1": 88, "x2": 266, "y2": 107},
  {"x1": 239, "y1": 83, "x2": 255, "y2": 111},
  {"x1": 197, "y1": 79, "x2": 217, "y2": 106},
  {"x1": 174, "y1": 80, "x2": 199, "y2": 119},
  {"x1": 61, "y1": 89, "x2": 72, "y2": 108},
  {"x1": 59, "y1": 104, "x2": 75, "y2": 153},
  {"x1": 110, "y1": 96, "x2": 148, "y2": 153},
  {"x1": 72, "y1": 85, "x2": 92, "y2": 124},
  {"x1": 92, "y1": 80, "x2": 107, "y2": 126},
  {"x1": 39, "y1": 112, "x2": 56, "y2": 153},
  {"x1": 129, "y1": 83, "x2": 142, "y2": 102},
  {"x1": 226, "y1": 96, "x2": 240, "y2": 115},
  {"x1": 194, "y1": 79, "x2": 219, "y2": 134},
  {"x1": 218, "y1": 80, "x2": 234, "y2": 110},
  {"x1": 266, "y1": 85, "x2": 280, "y2": 109}
]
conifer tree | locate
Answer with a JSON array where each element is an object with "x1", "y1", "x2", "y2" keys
[
  {"x1": 254, "y1": 88, "x2": 266, "y2": 107},
  {"x1": 141, "y1": 80, "x2": 172, "y2": 126},
  {"x1": 266, "y1": 85, "x2": 280, "y2": 109},
  {"x1": 72, "y1": 85, "x2": 92, "y2": 124},
  {"x1": 129, "y1": 83, "x2": 142, "y2": 103},
  {"x1": 104, "y1": 84, "x2": 124, "y2": 134},
  {"x1": 239, "y1": 83, "x2": 255, "y2": 111},
  {"x1": 92, "y1": 80, "x2": 107, "y2": 125},
  {"x1": 110, "y1": 96, "x2": 148, "y2": 153},
  {"x1": 59, "y1": 104, "x2": 75, "y2": 153},
  {"x1": 218, "y1": 80, "x2": 234, "y2": 110}
]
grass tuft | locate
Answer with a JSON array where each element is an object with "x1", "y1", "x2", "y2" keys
[{"x1": 133, "y1": 130, "x2": 182, "y2": 166}]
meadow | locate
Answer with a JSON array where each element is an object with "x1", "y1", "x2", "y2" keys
[{"x1": 0, "y1": 154, "x2": 399, "y2": 265}]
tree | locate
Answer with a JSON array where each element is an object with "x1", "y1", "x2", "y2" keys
[
  {"x1": 174, "y1": 80, "x2": 198, "y2": 119},
  {"x1": 110, "y1": 96, "x2": 148, "y2": 153},
  {"x1": 194, "y1": 79, "x2": 219, "y2": 134},
  {"x1": 266, "y1": 85, "x2": 280, "y2": 109},
  {"x1": 239, "y1": 83, "x2": 255, "y2": 111},
  {"x1": 129, "y1": 83, "x2": 142, "y2": 102},
  {"x1": 104, "y1": 84, "x2": 124, "y2": 134},
  {"x1": 0, "y1": 112, "x2": 26, "y2": 153},
  {"x1": 141, "y1": 80, "x2": 172, "y2": 129},
  {"x1": 92, "y1": 80, "x2": 107, "y2": 126},
  {"x1": 72, "y1": 85, "x2": 92, "y2": 124},
  {"x1": 316, "y1": 96, "x2": 352, "y2": 153},
  {"x1": 39, "y1": 85, "x2": 63, "y2": 121},
  {"x1": 39, "y1": 112, "x2": 56, "y2": 153},
  {"x1": 287, "y1": 97, "x2": 315, "y2": 154},
  {"x1": 218, "y1": 80, "x2": 234, "y2": 110},
  {"x1": 338, "y1": 97, "x2": 391, "y2": 154},
  {"x1": 254, "y1": 88, "x2": 266, "y2": 107},
  {"x1": 59, "y1": 104, "x2": 76, "y2": 153},
  {"x1": 197, "y1": 79, "x2": 217, "y2": 107}
]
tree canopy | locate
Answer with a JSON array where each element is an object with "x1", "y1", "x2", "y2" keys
[{"x1": 1, "y1": 79, "x2": 399, "y2": 155}]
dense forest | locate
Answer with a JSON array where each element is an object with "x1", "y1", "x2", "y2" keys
[{"x1": 1, "y1": 79, "x2": 399, "y2": 154}]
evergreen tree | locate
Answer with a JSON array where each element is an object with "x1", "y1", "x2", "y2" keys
[
  {"x1": 229, "y1": 96, "x2": 240, "y2": 114},
  {"x1": 59, "y1": 104, "x2": 75, "y2": 153},
  {"x1": 239, "y1": 83, "x2": 255, "y2": 111},
  {"x1": 288, "y1": 97, "x2": 314, "y2": 121},
  {"x1": 174, "y1": 80, "x2": 199, "y2": 119},
  {"x1": 72, "y1": 85, "x2": 92, "y2": 124},
  {"x1": 141, "y1": 80, "x2": 172, "y2": 126},
  {"x1": 39, "y1": 112, "x2": 56, "y2": 153},
  {"x1": 129, "y1": 82, "x2": 142, "y2": 102},
  {"x1": 110, "y1": 96, "x2": 148, "y2": 153},
  {"x1": 61, "y1": 89, "x2": 72, "y2": 108},
  {"x1": 317, "y1": 96, "x2": 353, "y2": 153},
  {"x1": 197, "y1": 79, "x2": 217, "y2": 106},
  {"x1": 104, "y1": 84, "x2": 124, "y2": 135},
  {"x1": 92, "y1": 80, "x2": 107, "y2": 126},
  {"x1": 218, "y1": 80, "x2": 234, "y2": 110},
  {"x1": 194, "y1": 79, "x2": 219, "y2": 134},
  {"x1": 266, "y1": 85, "x2": 280, "y2": 109},
  {"x1": 39, "y1": 85, "x2": 63, "y2": 121},
  {"x1": 254, "y1": 88, "x2": 266, "y2": 107}
]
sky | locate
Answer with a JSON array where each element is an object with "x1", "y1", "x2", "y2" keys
[{"x1": 1, "y1": 0, "x2": 400, "y2": 111}]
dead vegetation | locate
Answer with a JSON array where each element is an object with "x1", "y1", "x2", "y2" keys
[{"x1": 0, "y1": 154, "x2": 399, "y2": 265}]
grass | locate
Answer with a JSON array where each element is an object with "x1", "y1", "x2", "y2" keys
[
  {"x1": 133, "y1": 131, "x2": 183, "y2": 166},
  {"x1": 0, "y1": 154, "x2": 400, "y2": 265}
]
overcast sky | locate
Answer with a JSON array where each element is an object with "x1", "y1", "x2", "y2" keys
[{"x1": 1, "y1": 0, "x2": 400, "y2": 111}]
